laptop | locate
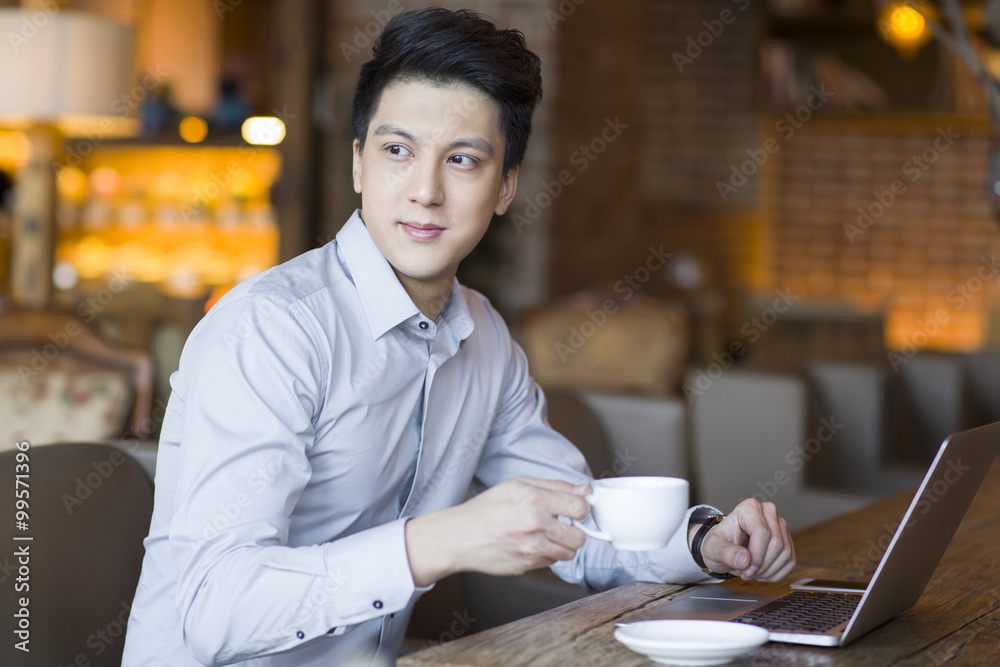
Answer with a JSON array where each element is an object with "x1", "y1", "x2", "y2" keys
[{"x1": 637, "y1": 421, "x2": 1000, "y2": 647}]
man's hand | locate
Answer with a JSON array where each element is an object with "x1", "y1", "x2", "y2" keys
[
  {"x1": 405, "y1": 477, "x2": 591, "y2": 587},
  {"x1": 692, "y1": 499, "x2": 796, "y2": 582}
]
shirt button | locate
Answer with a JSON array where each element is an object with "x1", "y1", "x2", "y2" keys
[
  {"x1": 373, "y1": 600, "x2": 383, "y2": 609},
  {"x1": 296, "y1": 631, "x2": 305, "y2": 639},
  {"x1": 419, "y1": 321, "x2": 429, "y2": 330}
]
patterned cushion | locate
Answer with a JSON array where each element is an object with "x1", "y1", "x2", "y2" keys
[
  {"x1": 0, "y1": 366, "x2": 131, "y2": 451},
  {"x1": 521, "y1": 294, "x2": 690, "y2": 396}
]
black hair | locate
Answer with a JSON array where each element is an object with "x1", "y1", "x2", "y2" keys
[{"x1": 351, "y1": 7, "x2": 542, "y2": 175}]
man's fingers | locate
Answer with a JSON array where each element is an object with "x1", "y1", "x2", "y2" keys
[
  {"x1": 703, "y1": 499, "x2": 798, "y2": 581},
  {"x1": 741, "y1": 503, "x2": 776, "y2": 571},
  {"x1": 517, "y1": 476, "x2": 589, "y2": 494},
  {"x1": 756, "y1": 516, "x2": 796, "y2": 581},
  {"x1": 544, "y1": 519, "x2": 587, "y2": 553},
  {"x1": 514, "y1": 477, "x2": 591, "y2": 520}
]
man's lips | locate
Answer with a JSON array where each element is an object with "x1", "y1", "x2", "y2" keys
[{"x1": 399, "y1": 221, "x2": 445, "y2": 241}]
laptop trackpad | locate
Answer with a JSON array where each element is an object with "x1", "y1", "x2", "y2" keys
[{"x1": 646, "y1": 585, "x2": 776, "y2": 621}]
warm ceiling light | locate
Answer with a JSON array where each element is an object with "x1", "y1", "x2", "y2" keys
[
  {"x1": 891, "y1": 5, "x2": 925, "y2": 39},
  {"x1": 241, "y1": 117, "x2": 286, "y2": 146},
  {"x1": 878, "y1": 2, "x2": 932, "y2": 60},
  {"x1": 179, "y1": 116, "x2": 209, "y2": 143}
]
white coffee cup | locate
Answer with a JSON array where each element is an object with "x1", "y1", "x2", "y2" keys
[{"x1": 572, "y1": 476, "x2": 689, "y2": 551}]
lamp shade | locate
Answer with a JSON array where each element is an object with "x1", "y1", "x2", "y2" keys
[{"x1": 0, "y1": 9, "x2": 137, "y2": 137}]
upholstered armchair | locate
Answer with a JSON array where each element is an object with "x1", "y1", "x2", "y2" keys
[{"x1": 0, "y1": 308, "x2": 154, "y2": 451}]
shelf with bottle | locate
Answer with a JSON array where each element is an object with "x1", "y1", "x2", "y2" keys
[{"x1": 51, "y1": 144, "x2": 281, "y2": 302}]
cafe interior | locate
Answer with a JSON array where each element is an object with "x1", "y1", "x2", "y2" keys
[{"x1": 1, "y1": 0, "x2": 999, "y2": 663}]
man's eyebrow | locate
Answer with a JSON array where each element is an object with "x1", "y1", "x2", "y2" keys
[
  {"x1": 449, "y1": 137, "x2": 494, "y2": 156},
  {"x1": 373, "y1": 124, "x2": 494, "y2": 157},
  {"x1": 374, "y1": 124, "x2": 417, "y2": 143}
]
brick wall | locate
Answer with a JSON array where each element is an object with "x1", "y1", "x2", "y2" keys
[
  {"x1": 545, "y1": 0, "x2": 1000, "y2": 355},
  {"x1": 545, "y1": 0, "x2": 762, "y2": 351},
  {"x1": 768, "y1": 115, "x2": 1000, "y2": 352}
]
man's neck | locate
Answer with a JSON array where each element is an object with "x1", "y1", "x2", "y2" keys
[{"x1": 394, "y1": 271, "x2": 454, "y2": 322}]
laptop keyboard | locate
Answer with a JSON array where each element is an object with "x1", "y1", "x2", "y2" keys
[{"x1": 732, "y1": 591, "x2": 862, "y2": 634}]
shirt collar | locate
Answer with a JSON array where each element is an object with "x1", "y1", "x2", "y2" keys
[
  {"x1": 336, "y1": 209, "x2": 474, "y2": 343},
  {"x1": 438, "y1": 278, "x2": 475, "y2": 345}
]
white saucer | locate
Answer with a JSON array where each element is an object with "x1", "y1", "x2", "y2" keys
[{"x1": 614, "y1": 620, "x2": 769, "y2": 666}]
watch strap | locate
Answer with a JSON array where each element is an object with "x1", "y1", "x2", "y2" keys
[{"x1": 691, "y1": 514, "x2": 736, "y2": 580}]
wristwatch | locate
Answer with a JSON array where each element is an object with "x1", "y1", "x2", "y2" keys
[{"x1": 691, "y1": 514, "x2": 736, "y2": 580}]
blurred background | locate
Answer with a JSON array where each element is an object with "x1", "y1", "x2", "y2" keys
[{"x1": 2, "y1": 0, "x2": 1000, "y2": 657}]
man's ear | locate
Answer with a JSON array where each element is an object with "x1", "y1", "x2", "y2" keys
[
  {"x1": 352, "y1": 138, "x2": 363, "y2": 194},
  {"x1": 494, "y1": 165, "x2": 519, "y2": 216}
]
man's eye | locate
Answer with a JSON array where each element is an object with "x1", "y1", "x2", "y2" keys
[
  {"x1": 450, "y1": 154, "x2": 478, "y2": 166},
  {"x1": 386, "y1": 144, "x2": 411, "y2": 157}
]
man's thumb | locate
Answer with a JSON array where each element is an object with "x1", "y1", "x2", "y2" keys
[{"x1": 714, "y1": 542, "x2": 751, "y2": 573}]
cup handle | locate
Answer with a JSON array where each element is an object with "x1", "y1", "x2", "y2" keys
[
  {"x1": 571, "y1": 519, "x2": 612, "y2": 542},
  {"x1": 571, "y1": 492, "x2": 612, "y2": 542}
]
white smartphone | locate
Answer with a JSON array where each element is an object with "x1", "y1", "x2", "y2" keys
[{"x1": 789, "y1": 577, "x2": 869, "y2": 593}]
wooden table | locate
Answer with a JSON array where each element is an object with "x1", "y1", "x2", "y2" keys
[{"x1": 399, "y1": 460, "x2": 1000, "y2": 666}]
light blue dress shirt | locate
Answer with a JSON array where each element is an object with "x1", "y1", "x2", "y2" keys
[{"x1": 121, "y1": 211, "x2": 709, "y2": 667}]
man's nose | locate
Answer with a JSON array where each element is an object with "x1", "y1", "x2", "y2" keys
[{"x1": 407, "y1": 160, "x2": 444, "y2": 206}]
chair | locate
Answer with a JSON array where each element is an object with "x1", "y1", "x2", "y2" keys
[
  {"x1": 517, "y1": 292, "x2": 690, "y2": 397},
  {"x1": 687, "y1": 369, "x2": 875, "y2": 531},
  {"x1": 892, "y1": 352, "x2": 972, "y2": 463},
  {"x1": 806, "y1": 360, "x2": 925, "y2": 495},
  {"x1": 0, "y1": 308, "x2": 155, "y2": 449},
  {"x1": 577, "y1": 390, "x2": 688, "y2": 480},
  {"x1": 961, "y1": 350, "x2": 1000, "y2": 426},
  {"x1": 0, "y1": 442, "x2": 154, "y2": 667}
]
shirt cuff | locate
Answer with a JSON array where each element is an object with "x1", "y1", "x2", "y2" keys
[
  {"x1": 309, "y1": 518, "x2": 418, "y2": 636},
  {"x1": 647, "y1": 504, "x2": 722, "y2": 584}
]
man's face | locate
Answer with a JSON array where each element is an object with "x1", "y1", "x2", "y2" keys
[{"x1": 353, "y1": 79, "x2": 518, "y2": 293}]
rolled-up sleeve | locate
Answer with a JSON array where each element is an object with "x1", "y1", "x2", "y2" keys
[
  {"x1": 472, "y1": 328, "x2": 712, "y2": 591},
  {"x1": 168, "y1": 295, "x2": 416, "y2": 665}
]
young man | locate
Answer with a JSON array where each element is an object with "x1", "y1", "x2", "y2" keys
[{"x1": 122, "y1": 8, "x2": 795, "y2": 666}]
